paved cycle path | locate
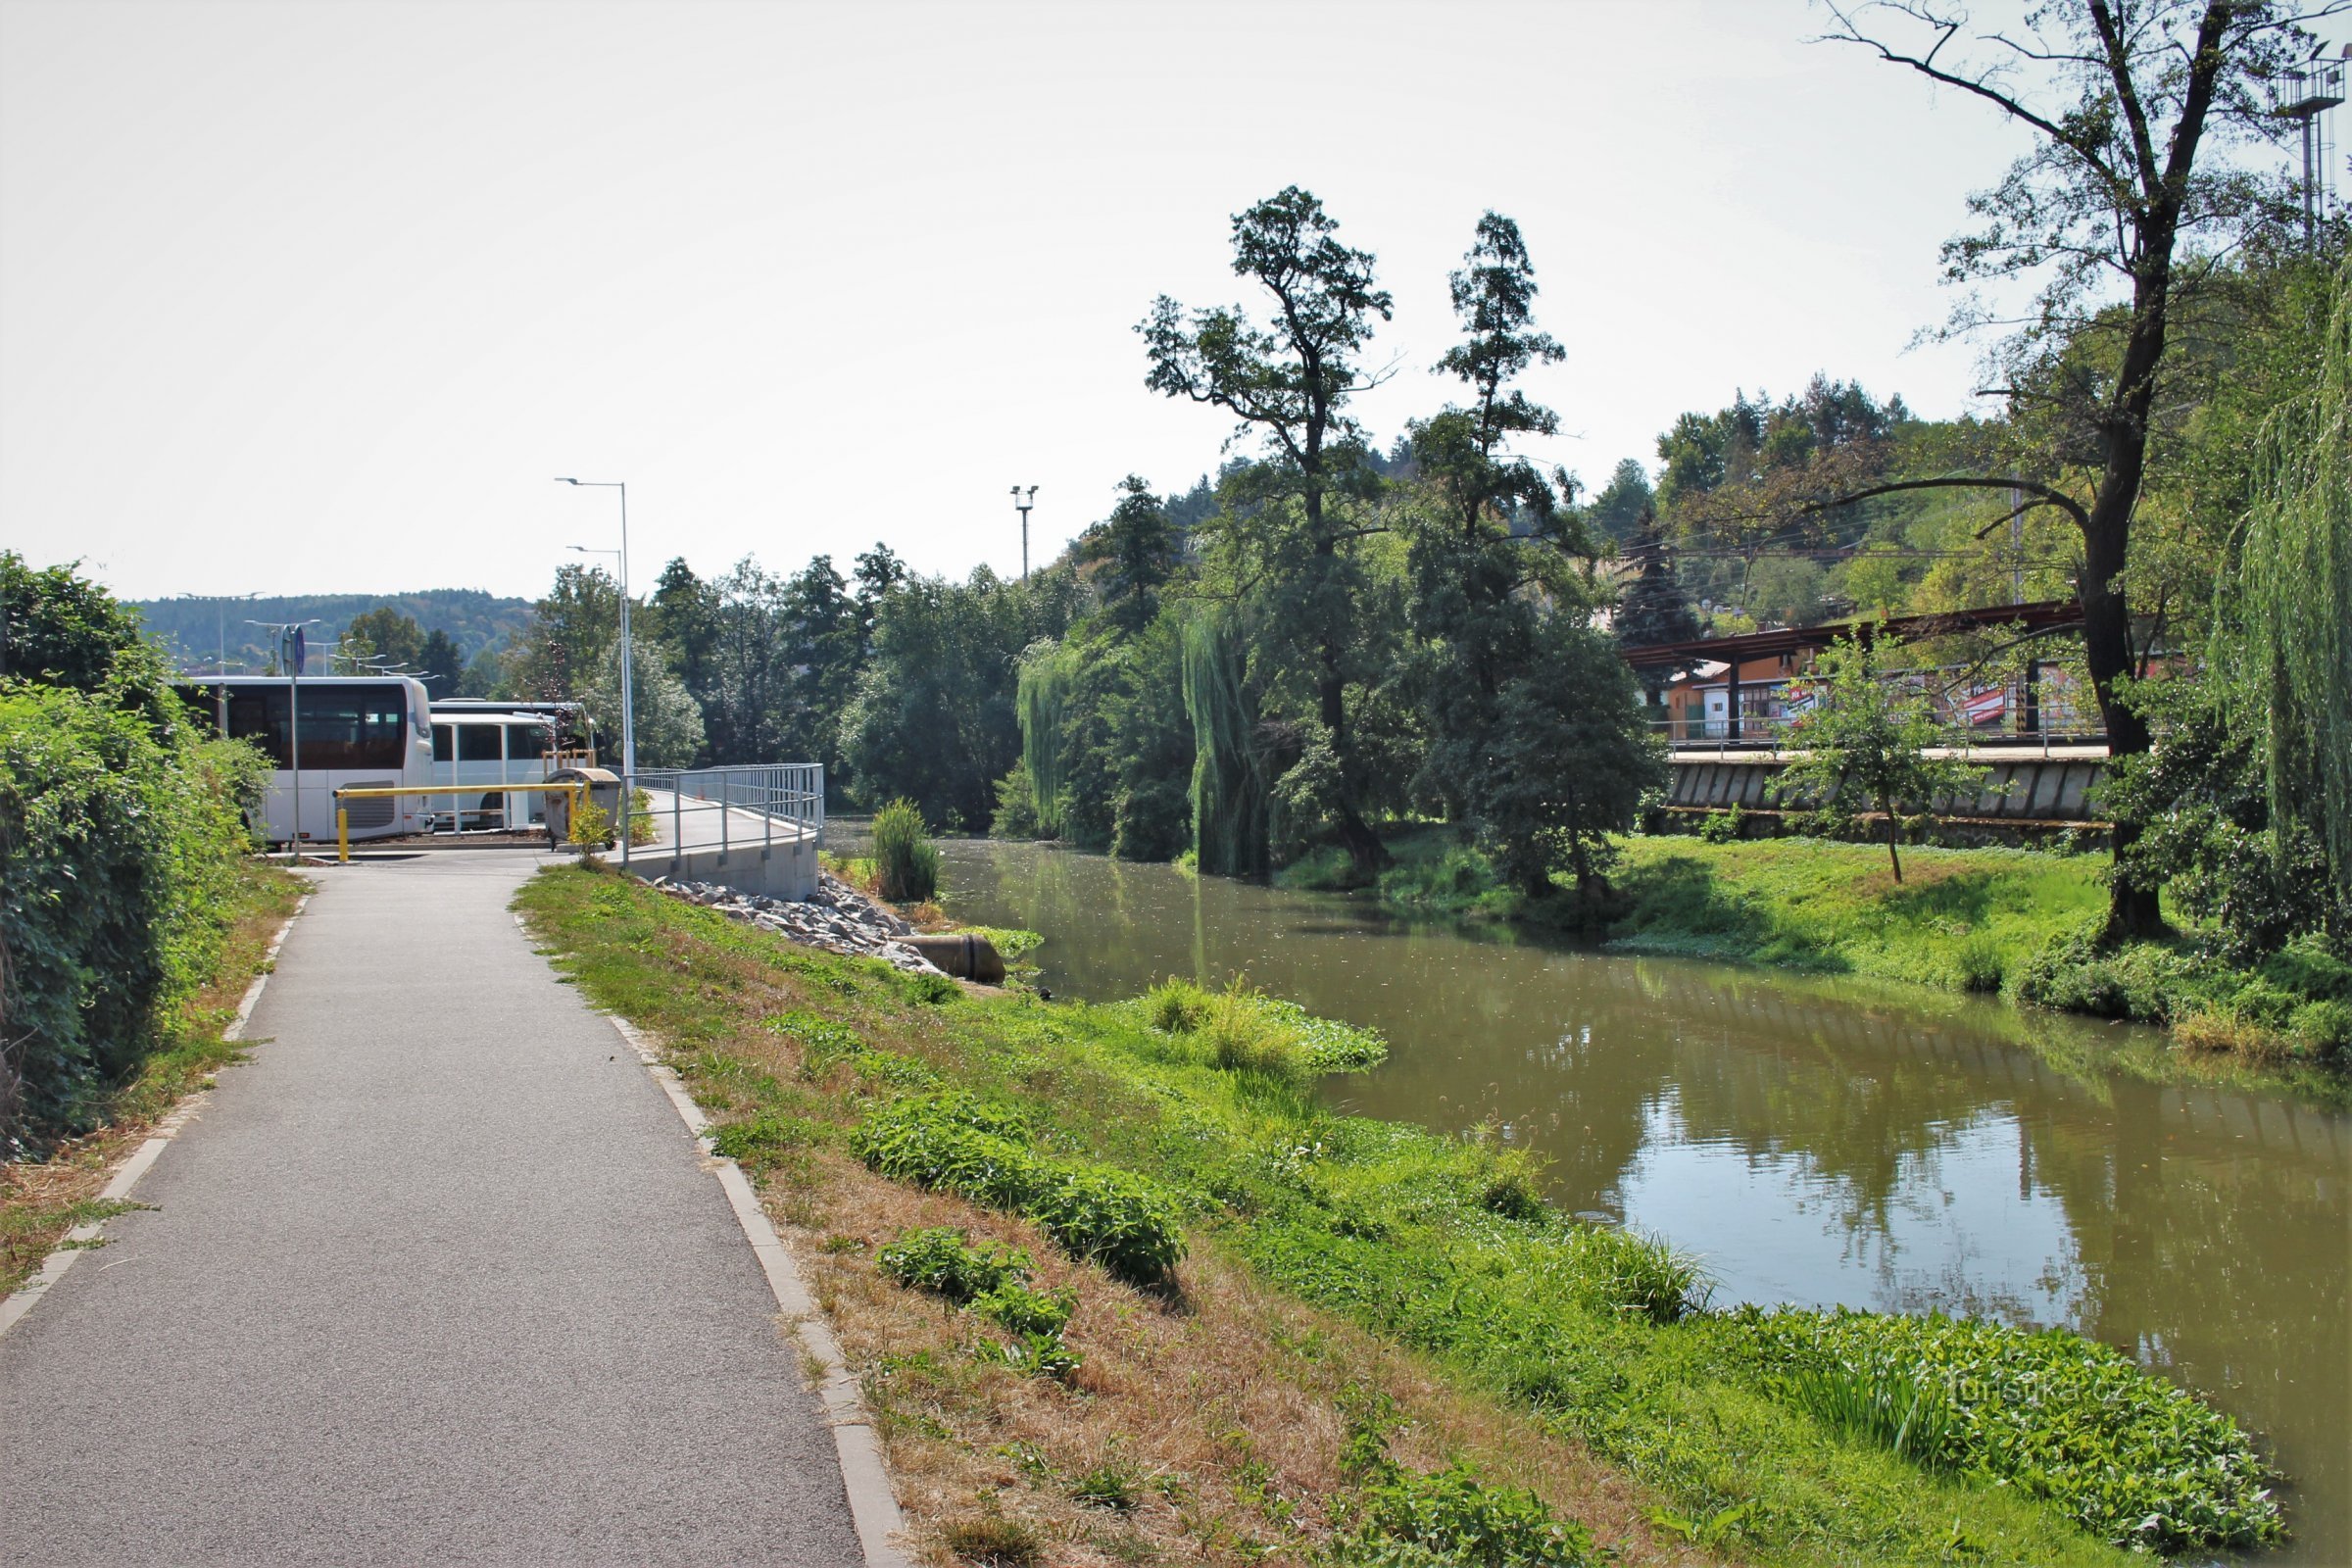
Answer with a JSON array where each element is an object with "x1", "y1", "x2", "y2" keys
[{"x1": 0, "y1": 850, "x2": 866, "y2": 1566}]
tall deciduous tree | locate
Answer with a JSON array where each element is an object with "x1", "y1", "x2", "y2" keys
[
  {"x1": 1820, "y1": 0, "x2": 2327, "y2": 936},
  {"x1": 1141, "y1": 185, "x2": 1396, "y2": 870}
]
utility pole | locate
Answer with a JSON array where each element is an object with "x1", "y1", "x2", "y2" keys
[{"x1": 1010, "y1": 485, "x2": 1037, "y2": 580}]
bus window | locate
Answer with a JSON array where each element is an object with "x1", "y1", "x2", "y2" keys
[
  {"x1": 507, "y1": 724, "x2": 549, "y2": 764},
  {"x1": 226, "y1": 686, "x2": 291, "y2": 768},
  {"x1": 296, "y1": 685, "x2": 408, "y2": 769},
  {"x1": 457, "y1": 725, "x2": 503, "y2": 762},
  {"x1": 432, "y1": 725, "x2": 454, "y2": 762}
]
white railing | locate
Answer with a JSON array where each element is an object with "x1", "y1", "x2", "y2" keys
[{"x1": 618, "y1": 764, "x2": 824, "y2": 866}]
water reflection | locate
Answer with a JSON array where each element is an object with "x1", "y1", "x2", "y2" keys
[{"x1": 940, "y1": 839, "x2": 2352, "y2": 1563}]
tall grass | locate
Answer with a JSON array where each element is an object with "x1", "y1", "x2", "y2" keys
[{"x1": 871, "y1": 797, "x2": 941, "y2": 904}]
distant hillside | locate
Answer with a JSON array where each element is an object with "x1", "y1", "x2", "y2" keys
[{"x1": 130, "y1": 590, "x2": 530, "y2": 673}]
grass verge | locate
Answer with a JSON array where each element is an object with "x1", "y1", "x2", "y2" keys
[
  {"x1": 514, "y1": 860, "x2": 2278, "y2": 1566},
  {"x1": 1, "y1": 858, "x2": 305, "y2": 1298}
]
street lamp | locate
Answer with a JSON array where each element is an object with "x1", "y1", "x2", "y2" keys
[{"x1": 556, "y1": 477, "x2": 635, "y2": 780}]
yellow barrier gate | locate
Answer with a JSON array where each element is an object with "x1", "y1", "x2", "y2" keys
[{"x1": 330, "y1": 783, "x2": 587, "y2": 863}]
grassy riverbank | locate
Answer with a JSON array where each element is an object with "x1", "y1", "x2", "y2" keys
[
  {"x1": 1298, "y1": 830, "x2": 2351, "y2": 1071},
  {"x1": 516, "y1": 860, "x2": 2281, "y2": 1567},
  {"x1": 0, "y1": 858, "x2": 304, "y2": 1299}
]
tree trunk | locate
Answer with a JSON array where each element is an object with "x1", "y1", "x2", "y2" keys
[{"x1": 1883, "y1": 794, "x2": 1904, "y2": 884}]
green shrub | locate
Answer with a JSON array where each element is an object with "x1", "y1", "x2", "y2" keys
[
  {"x1": 1345, "y1": 1461, "x2": 1605, "y2": 1568},
  {"x1": 901, "y1": 970, "x2": 959, "y2": 1005},
  {"x1": 2287, "y1": 998, "x2": 2352, "y2": 1055},
  {"x1": 1144, "y1": 977, "x2": 1211, "y2": 1034},
  {"x1": 2015, "y1": 924, "x2": 2198, "y2": 1021},
  {"x1": 1560, "y1": 1225, "x2": 1711, "y2": 1325},
  {"x1": 853, "y1": 1095, "x2": 1186, "y2": 1283},
  {"x1": 1697, "y1": 805, "x2": 1744, "y2": 843},
  {"x1": 994, "y1": 1329, "x2": 1083, "y2": 1383},
  {"x1": 1953, "y1": 931, "x2": 2005, "y2": 993},
  {"x1": 974, "y1": 1279, "x2": 1076, "y2": 1338},
  {"x1": 1738, "y1": 1305, "x2": 2282, "y2": 1551},
  {"x1": 1203, "y1": 983, "x2": 1305, "y2": 1082},
  {"x1": 871, "y1": 797, "x2": 941, "y2": 903},
  {"x1": 1, "y1": 565, "x2": 271, "y2": 1149},
  {"x1": 877, "y1": 1226, "x2": 1032, "y2": 1303},
  {"x1": 1143, "y1": 977, "x2": 1387, "y2": 1077}
]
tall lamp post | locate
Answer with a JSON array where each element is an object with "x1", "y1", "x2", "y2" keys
[
  {"x1": 1010, "y1": 484, "x2": 1037, "y2": 580},
  {"x1": 556, "y1": 478, "x2": 635, "y2": 780}
]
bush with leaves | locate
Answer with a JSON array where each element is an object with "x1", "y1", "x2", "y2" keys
[
  {"x1": 1, "y1": 557, "x2": 270, "y2": 1148},
  {"x1": 854, "y1": 1094, "x2": 1185, "y2": 1282},
  {"x1": 870, "y1": 797, "x2": 941, "y2": 904}
]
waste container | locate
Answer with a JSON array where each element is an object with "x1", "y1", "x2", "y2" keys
[{"x1": 545, "y1": 766, "x2": 621, "y2": 848}]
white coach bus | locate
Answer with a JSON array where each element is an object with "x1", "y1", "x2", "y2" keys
[
  {"x1": 425, "y1": 700, "x2": 596, "y2": 831},
  {"x1": 174, "y1": 675, "x2": 435, "y2": 844}
]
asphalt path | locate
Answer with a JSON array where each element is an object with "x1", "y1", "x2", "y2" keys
[{"x1": 0, "y1": 850, "x2": 865, "y2": 1566}]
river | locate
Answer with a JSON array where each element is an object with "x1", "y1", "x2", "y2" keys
[{"x1": 923, "y1": 837, "x2": 2352, "y2": 1565}]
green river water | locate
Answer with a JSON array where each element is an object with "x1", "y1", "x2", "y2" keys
[{"x1": 907, "y1": 837, "x2": 2351, "y2": 1563}]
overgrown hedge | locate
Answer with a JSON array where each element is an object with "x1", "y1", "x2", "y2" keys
[{"x1": 1, "y1": 556, "x2": 270, "y2": 1150}]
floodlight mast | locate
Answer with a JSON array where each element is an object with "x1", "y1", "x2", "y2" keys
[
  {"x1": 1010, "y1": 485, "x2": 1038, "y2": 580},
  {"x1": 2272, "y1": 53, "x2": 2348, "y2": 244}
]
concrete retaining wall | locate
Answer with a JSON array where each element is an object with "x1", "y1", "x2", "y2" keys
[
  {"x1": 1667, "y1": 752, "x2": 2107, "y2": 823},
  {"x1": 629, "y1": 831, "x2": 819, "y2": 901}
]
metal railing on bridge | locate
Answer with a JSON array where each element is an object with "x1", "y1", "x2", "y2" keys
[{"x1": 619, "y1": 764, "x2": 824, "y2": 866}]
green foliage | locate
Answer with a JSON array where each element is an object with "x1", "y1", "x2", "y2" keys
[
  {"x1": 1696, "y1": 805, "x2": 1743, "y2": 844},
  {"x1": 870, "y1": 798, "x2": 941, "y2": 904},
  {"x1": 839, "y1": 566, "x2": 1082, "y2": 827},
  {"x1": 2101, "y1": 673, "x2": 2323, "y2": 962},
  {"x1": 1740, "y1": 1306, "x2": 2282, "y2": 1550},
  {"x1": 2231, "y1": 256, "x2": 2352, "y2": 944},
  {"x1": 989, "y1": 759, "x2": 1043, "y2": 840},
  {"x1": 1143, "y1": 977, "x2": 1212, "y2": 1034},
  {"x1": 2018, "y1": 922, "x2": 2350, "y2": 1056},
  {"x1": 1182, "y1": 610, "x2": 1269, "y2": 878},
  {"x1": 876, "y1": 1226, "x2": 1031, "y2": 1304},
  {"x1": 1139, "y1": 976, "x2": 1388, "y2": 1076},
  {"x1": 1, "y1": 563, "x2": 272, "y2": 1147},
  {"x1": 1344, "y1": 1461, "x2": 1605, "y2": 1568},
  {"x1": 853, "y1": 1094, "x2": 1186, "y2": 1283},
  {"x1": 972, "y1": 1279, "x2": 1076, "y2": 1339},
  {"x1": 1771, "y1": 634, "x2": 1989, "y2": 883}
]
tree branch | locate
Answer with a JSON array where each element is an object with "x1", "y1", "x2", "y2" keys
[{"x1": 1800, "y1": 475, "x2": 2092, "y2": 532}]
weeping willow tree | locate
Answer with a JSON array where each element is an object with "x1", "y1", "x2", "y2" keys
[
  {"x1": 2237, "y1": 257, "x2": 2352, "y2": 935},
  {"x1": 1181, "y1": 610, "x2": 1267, "y2": 877},
  {"x1": 1014, "y1": 639, "x2": 1073, "y2": 839}
]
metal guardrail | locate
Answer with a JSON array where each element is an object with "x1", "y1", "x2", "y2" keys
[
  {"x1": 1653, "y1": 717, "x2": 2103, "y2": 760},
  {"x1": 618, "y1": 764, "x2": 824, "y2": 867}
]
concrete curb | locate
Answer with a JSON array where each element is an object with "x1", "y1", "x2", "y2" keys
[
  {"x1": 0, "y1": 893, "x2": 310, "y2": 1344},
  {"x1": 564, "y1": 946, "x2": 911, "y2": 1568}
]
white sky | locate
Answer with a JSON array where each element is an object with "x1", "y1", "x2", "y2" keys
[{"x1": 1, "y1": 0, "x2": 2336, "y2": 601}]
